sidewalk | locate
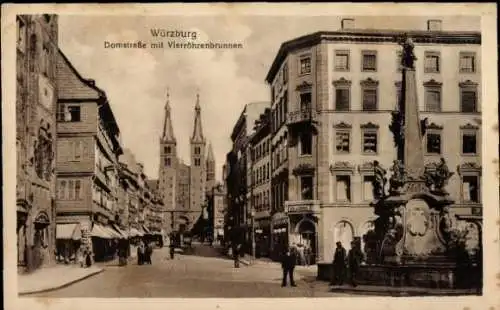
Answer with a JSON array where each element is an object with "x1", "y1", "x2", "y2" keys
[{"x1": 18, "y1": 265, "x2": 104, "y2": 296}]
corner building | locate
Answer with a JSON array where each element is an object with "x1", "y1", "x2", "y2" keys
[
  {"x1": 16, "y1": 14, "x2": 59, "y2": 272},
  {"x1": 265, "y1": 19, "x2": 482, "y2": 264}
]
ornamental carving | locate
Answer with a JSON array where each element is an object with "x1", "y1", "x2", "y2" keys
[
  {"x1": 459, "y1": 123, "x2": 479, "y2": 130},
  {"x1": 360, "y1": 77, "x2": 379, "y2": 87},
  {"x1": 389, "y1": 160, "x2": 406, "y2": 195},
  {"x1": 296, "y1": 81, "x2": 313, "y2": 91},
  {"x1": 360, "y1": 122, "x2": 379, "y2": 129},
  {"x1": 423, "y1": 79, "x2": 443, "y2": 88},
  {"x1": 332, "y1": 77, "x2": 352, "y2": 87},
  {"x1": 292, "y1": 163, "x2": 315, "y2": 176},
  {"x1": 334, "y1": 121, "x2": 352, "y2": 129},
  {"x1": 330, "y1": 161, "x2": 354, "y2": 173},
  {"x1": 358, "y1": 161, "x2": 374, "y2": 173},
  {"x1": 407, "y1": 205, "x2": 430, "y2": 236},
  {"x1": 426, "y1": 122, "x2": 443, "y2": 130},
  {"x1": 459, "y1": 80, "x2": 479, "y2": 88},
  {"x1": 423, "y1": 157, "x2": 454, "y2": 195},
  {"x1": 372, "y1": 161, "x2": 387, "y2": 199},
  {"x1": 457, "y1": 162, "x2": 482, "y2": 175}
]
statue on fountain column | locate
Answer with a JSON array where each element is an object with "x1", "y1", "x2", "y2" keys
[
  {"x1": 400, "y1": 35, "x2": 417, "y2": 69},
  {"x1": 389, "y1": 160, "x2": 407, "y2": 195},
  {"x1": 372, "y1": 160, "x2": 387, "y2": 199},
  {"x1": 423, "y1": 157, "x2": 454, "y2": 194}
]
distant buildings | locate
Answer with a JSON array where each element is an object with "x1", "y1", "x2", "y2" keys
[{"x1": 158, "y1": 91, "x2": 216, "y2": 235}]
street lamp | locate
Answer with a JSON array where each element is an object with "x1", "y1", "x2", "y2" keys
[{"x1": 251, "y1": 210, "x2": 256, "y2": 261}]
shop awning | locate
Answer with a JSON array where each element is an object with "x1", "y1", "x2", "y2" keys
[
  {"x1": 129, "y1": 227, "x2": 143, "y2": 237},
  {"x1": 104, "y1": 225, "x2": 122, "y2": 239},
  {"x1": 91, "y1": 224, "x2": 113, "y2": 239},
  {"x1": 56, "y1": 223, "x2": 81, "y2": 240},
  {"x1": 142, "y1": 225, "x2": 152, "y2": 235},
  {"x1": 112, "y1": 224, "x2": 128, "y2": 239}
]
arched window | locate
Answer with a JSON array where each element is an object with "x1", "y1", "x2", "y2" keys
[{"x1": 334, "y1": 221, "x2": 354, "y2": 252}]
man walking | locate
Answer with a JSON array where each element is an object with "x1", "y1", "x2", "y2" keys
[
  {"x1": 169, "y1": 235, "x2": 175, "y2": 260},
  {"x1": 347, "y1": 241, "x2": 363, "y2": 287},
  {"x1": 232, "y1": 243, "x2": 240, "y2": 268},
  {"x1": 331, "y1": 242, "x2": 346, "y2": 286},
  {"x1": 281, "y1": 246, "x2": 297, "y2": 287}
]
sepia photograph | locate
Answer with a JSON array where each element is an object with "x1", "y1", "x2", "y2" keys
[{"x1": 2, "y1": 3, "x2": 498, "y2": 309}]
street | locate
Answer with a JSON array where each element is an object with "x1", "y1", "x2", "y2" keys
[{"x1": 29, "y1": 243, "x2": 347, "y2": 298}]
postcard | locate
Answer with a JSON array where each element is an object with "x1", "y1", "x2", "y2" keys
[{"x1": 2, "y1": 3, "x2": 498, "y2": 310}]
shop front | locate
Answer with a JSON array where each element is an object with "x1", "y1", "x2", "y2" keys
[
  {"x1": 254, "y1": 219, "x2": 270, "y2": 258},
  {"x1": 270, "y1": 212, "x2": 289, "y2": 261},
  {"x1": 56, "y1": 223, "x2": 82, "y2": 264}
]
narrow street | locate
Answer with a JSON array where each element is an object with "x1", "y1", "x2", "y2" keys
[{"x1": 29, "y1": 243, "x2": 348, "y2": 298}]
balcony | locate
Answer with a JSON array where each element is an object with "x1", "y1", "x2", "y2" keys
[
  {"x1": 287, "y1": 109, "x2": 317, "y2": 126},
  {"x1": 284, "y1": 200, "x2": 320, "y2": 214}
]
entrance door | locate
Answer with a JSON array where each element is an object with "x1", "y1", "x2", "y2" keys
[{"x1": 297, "y1": 220, "x2": 316, "y2": 264}]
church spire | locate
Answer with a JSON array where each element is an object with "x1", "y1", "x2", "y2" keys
[
  {"x1": 162, "y1": 88, "x2": 176, "y2": 143},
  {"x1": 191, "y1": 91, "x2": 205, "y2": 143},
  {"x1": 207, "y1": 142, "x2": 215, "y2": 162}
]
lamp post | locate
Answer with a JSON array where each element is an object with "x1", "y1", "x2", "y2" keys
[{"x1": 251, "y1": 210, "x2": 256, "y2": 262}]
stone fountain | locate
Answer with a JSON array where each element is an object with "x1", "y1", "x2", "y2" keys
[{"x1": 358, "y1": 35, "x2": 482, "y2": 291}]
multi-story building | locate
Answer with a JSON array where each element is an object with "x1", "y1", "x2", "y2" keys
[
  {"x1": 158, "y1": 91, "x2": 209, "y2": 235},
  {"x1": 211, "y1": 183, "x2": 226, "y2": 243},
  {"x1": 55, "y1": 49, "x2": 125, "y2": 262},
  {"x1": 227, "y1": 102, "x2": 269, "y2": 252},
  {"x1": 145, "y1": 180, "x2": 164, "y2": 238},
  {"x1": 206, "y1": 144, "x2": 216, "y2": 193},
  {"x1": 118, "y1": 148, "x2": 142, "y2": 238},
  {"x1": 265, "y1": 19, "x2": 482, "y2": 264},
  {"x1": 16, "y1": 14, "x2": 59, "y2": 273},
  {"x1": 247, "y1": 108, "x2": 272, "y2": 257}
]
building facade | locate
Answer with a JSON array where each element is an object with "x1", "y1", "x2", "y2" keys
[
  {"x1": 16, "y1": 14, "x2": 59, "y2": 273},
  {"x1": 55, "y1": 49, "x2": 125, "y2": 262},
  {"x1": 265, "y1": 19, "x2": 482, "y2": 264},
  {"x1": 247, "y1": 108, "x2": 272, "y2": 257},
  {"x1": 158, "y1": 91, "x2": 209, "y2": 234},
  {"x1": 226, "y1": 102, "x2": 269, "y2": 252}
]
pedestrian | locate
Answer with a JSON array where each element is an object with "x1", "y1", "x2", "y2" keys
[
  {"x1": 347, "y1": 241, "x2": 363, "y2": 287},
  {"x1": 84, "y1": 247, "x2": 92, "y2": 268},
  {"x1": 137, "y1": 240, "x2": 145, "y2": 265},
  {"x1": 281, "y1": 246, "x2": 297, "y2": 287},
  {"x1": 232, "y1": 243, "x2": 240, "y2": 268},
  {"x1": 169, "y1": 236, "x2": 176, "y2": 260},
  {"x1": 331, "y1": 242, "x2": 346, "y2": 286},
  {"x1": 146, "y1": 242, "x2": 153, "y2": 264},
  {"x1": 304, "y1": 245, "x2": 311, "y2": 266}
]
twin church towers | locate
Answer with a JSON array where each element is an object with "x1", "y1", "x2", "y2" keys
[{"x1": 158, "y1": 90, "x2": 216, "y2": 233}]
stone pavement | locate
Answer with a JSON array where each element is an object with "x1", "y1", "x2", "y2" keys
[{"x1": 18, "y1": 265, "x2": 104, "y2": 296}]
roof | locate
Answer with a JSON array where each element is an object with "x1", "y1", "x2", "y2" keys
[{"x1": 265, "y1": 29, "x2": 481, "y2": 83}]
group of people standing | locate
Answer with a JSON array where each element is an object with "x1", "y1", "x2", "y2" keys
[
  {"x1": 136, "y1": 240, "x2": 154, "y2": 265},
  {"x1": 331, "y1": 241, "x2": 364, "y2": 287}
]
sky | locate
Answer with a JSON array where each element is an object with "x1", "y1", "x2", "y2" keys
[{"x1": 58, "y1": 15, "x2": 480, "y2": 181}]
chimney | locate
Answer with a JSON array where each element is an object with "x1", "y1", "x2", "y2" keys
[
  {"x1": 341, "y1": 18, "x2": 355, "y2": 30},
  {"x1": 427, "y1": 19, "x2": 442, "y2": 31}
]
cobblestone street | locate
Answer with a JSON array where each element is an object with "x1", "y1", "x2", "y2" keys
[{"x1": 28, "y1": 244, "x2": 348, "y2": 298}]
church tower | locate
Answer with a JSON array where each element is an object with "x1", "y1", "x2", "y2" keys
[
  {"x1": 189, "y1": 93, "x2": 207, "y2": 218},
  {"x1": 206, "y1": 142, "x2": 216, "y2": 193},
  {"x1": 158, "y1": 89, "x2": 178, "y2": 228}
]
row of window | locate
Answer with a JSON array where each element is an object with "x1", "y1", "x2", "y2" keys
[
  {"x1": 333, "y1": 125, "x2": 478, "y2": 155},
  {"x1": 251, "y1": 137, "x2": 270, "y2": 162},
  {"x1": 290, "y1": 173, "x2": 480, "y2": 203},
  {"x1": 251, "y1": 190, "x2": 271, "y2": 213},
  {"x1": 271, "y1": 91, "x2": 288, "y2": 132},
  {"x1": 332, "y1": 80, "x2": 478, "y2": 112},
  {"x1": 330, "y1": 49, "x2": 477, "y2": 74},
  {"x1": 57, "y1": 179, "x2": 83, "y2": 200},
  {"x1": 271, "y1": 137, "x2": 288, "y2": 171},
  {"x1": 252, "y1": 163, "x2": 271, "y2": 186},
  {"x1": 57, "y1": 104, "x2": 81, "y2": 122}
]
